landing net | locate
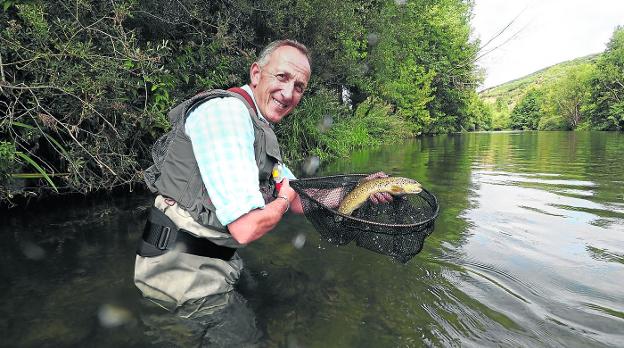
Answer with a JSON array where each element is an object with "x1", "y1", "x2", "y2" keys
[{"x1": 290, "y1": 174, "x2": 439, "y2": 263}]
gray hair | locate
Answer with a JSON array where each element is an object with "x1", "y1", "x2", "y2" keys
[{"x1": 256, "y1": 39, "x2": 312, "y2": 68}]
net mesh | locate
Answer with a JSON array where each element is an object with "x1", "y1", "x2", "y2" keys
[{"x1": 290, "y1": 174, "x2": 439, "y2": 263}]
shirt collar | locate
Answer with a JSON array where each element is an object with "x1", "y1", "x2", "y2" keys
[{"x1": 241, "y1": 84, "x2": 269, "y2": 124}]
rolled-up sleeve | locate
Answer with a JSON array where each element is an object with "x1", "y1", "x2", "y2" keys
[{"x1": 185, "y1": 97, "x2": 266, "y2": 226}]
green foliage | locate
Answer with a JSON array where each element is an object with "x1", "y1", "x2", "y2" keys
[
  {"x1": 277, "y1": 89, "x2": 413, "y2": 162},
  {"x1": 479, "y1": 55, "x2": 599, "y2": 129},
  {"x1": 489, "y1": 97, "x2": 512, "y2": 130},
  {"x1": 463, "y1": 92, "x2": 493, "y2": 131},
  {"x1": 367, "y1": 0, "x2": 481, "y2": 133},
  {"x1": 1, "y1": 0, "x2": 483, "y2": 203},
  {"x1": 537, "y1": 115, "x2": 566, "y2": 131},
  {"x1": 483, "y1": 25, "x2": 624, "y2": 132},
  {"x1": 540, "y1": 63, "x2": 595, "y2": 129},
  {"x1": 510, "y1": 89, "x2": 543, "y2": 130},
  {"x1": 586, "y1": 26, "x2": 624, "y2": 130},
  {"x1": 1, "y1": 0, "x2": 172, "y2": 201},
  {"x1": 0, "y1": 141, "x2": 16, "y2": 181}
]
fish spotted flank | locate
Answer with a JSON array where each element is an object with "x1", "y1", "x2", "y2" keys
[{"x1": 337, "y1": 177, "x2": 422, "y2": 215}]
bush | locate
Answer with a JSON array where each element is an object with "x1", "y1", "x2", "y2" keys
[{"x1": 538, "y1": 116, "x2": 566, "y2": 130}]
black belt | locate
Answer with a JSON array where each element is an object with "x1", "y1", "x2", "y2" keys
[{"x1": 137, "y1": 207, "x2": 237, "y2": 261}]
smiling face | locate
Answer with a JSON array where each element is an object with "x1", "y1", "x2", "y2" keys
[{"x1": 249, "y1": 45, "x2": 311, "y2": 123}]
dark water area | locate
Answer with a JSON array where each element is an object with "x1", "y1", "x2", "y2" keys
[{"x1": 1, "y1": 131, "x2": 623, "y2": 347}]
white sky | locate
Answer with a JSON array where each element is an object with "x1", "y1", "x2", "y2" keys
[{"x1": 472, "y1": 0, "x2": 624, "y2": 90}]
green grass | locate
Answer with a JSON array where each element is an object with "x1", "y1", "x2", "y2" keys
[{"x1": 277, "y1": 90, "x2": 414, "y2": 164}]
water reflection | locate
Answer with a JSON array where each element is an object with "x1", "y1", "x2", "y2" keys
[{"x1": 309, "y1": 131, "x2": 624, "y2": 347}]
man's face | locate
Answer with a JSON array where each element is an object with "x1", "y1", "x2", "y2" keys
[{"x1": 250, "y1": 46, "x2": 311, "y2": 123}]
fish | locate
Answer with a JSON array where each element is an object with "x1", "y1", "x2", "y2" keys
[{"x1": 337, "y1": 177, "x2": 423, "y2": 216}]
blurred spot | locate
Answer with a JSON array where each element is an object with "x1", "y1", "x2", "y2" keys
[
  {"x1": 21, "y1": 242, "x2": 46, "y2": 261},
  {"x1": 73, "y1": 268, "x2": 88, "y2": 277},
  {"x1": 318, "y1": 114, "x2": 334, "y2": 132},
  {"x1": 287, "y1": 334, "x2": 303, "y2": 348},
  {"x1": 292, "y1": 233, "x2": 306, "y2": 249},
  {"x1": 367, "y1": 33, "x2": 379, "y2": 46},
  {"x1": 302, "y1": 156, "x2": 320, "y2": 176},
  {"x1": 173, "y1": 243, "x2": 187, "y2": 254},
  {"x1": 160, "y1": 245, "x2": 178, "y2": 259},
  {"x1": 360, "y1": 62, "x2": 370, "y2": 75},
  {"x1": 395, "y1": 0, "x2": 407, "y2": 5},
  {"x1": 97, "y1": 303, "x2": 133, "y2": 328}
]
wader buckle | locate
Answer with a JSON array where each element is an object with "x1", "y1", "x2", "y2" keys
[{"x1": 157, "y1": 226, "x2": 171, "y2": 250}]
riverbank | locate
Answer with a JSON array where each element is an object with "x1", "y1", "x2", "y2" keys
[{"x1": 1, "y1": 0, "x2": 485, "y2": 205}]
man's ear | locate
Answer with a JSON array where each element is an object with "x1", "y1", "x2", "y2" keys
[{"x1": 250, "y1": 62, "x2": 261, "y2": 87}]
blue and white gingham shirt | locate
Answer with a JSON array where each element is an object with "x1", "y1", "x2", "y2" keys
[{"x1": 185, "y1": 84, "x2": 296, "y2": 226}]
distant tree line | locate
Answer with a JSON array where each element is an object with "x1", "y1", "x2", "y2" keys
[
  {"x1": 0, "y1": 0, "x2": 483, "y2": 204},
  {"x1": 484, "y1": 26, "x2": 624, "y2": 132}
]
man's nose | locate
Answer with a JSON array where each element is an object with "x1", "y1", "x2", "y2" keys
[{"x1": 281, "y1": 82, "x2": 294, "y2": 100}]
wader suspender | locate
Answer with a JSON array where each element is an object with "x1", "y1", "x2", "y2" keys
[
  {"x1": 227, "y1": 87, "x2": 258, "y2": 115},
  {"x1": 137, "y1": 88, "x2": 259, "y2": 260}
]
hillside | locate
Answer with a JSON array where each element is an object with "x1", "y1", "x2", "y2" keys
[
  {"x1": 479, "y1": 54, "x2": 599, "y2": 107},
  {"x1": 478, "y1": 54, "x2": 600, "y2": 130}
]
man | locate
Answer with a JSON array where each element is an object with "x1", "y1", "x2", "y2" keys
[{"x1": 134, "y1": 40, "x2": 311, "y2": 311}]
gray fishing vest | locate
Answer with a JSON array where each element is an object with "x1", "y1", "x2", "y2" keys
[{"x1": 143, "y1": 89, "x2": 283, "y2": 231}]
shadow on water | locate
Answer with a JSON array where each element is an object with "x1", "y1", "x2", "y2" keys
[{"x1": 1, "y1": 131, "x2": 623, "y2": 347}]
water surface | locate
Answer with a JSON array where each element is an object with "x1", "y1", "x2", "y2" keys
[{"x1": 1, "y1": 131, "x2": 623, "y2": 347}]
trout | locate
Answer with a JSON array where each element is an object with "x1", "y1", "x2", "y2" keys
[{"x1": 337, "y1": 177, "x2": 422, "y2": 215}]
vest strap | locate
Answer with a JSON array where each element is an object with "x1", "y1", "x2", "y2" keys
[
  {"x1": 227, "y1": 87, "x2": 258, "y2": 115},
  {"x1": 137, "y1": 207, "x2": 237, "y2": 261}
]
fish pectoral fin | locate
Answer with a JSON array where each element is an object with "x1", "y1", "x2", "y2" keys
[{"x1": 390, "y1": 185, "x2": 405, "y2": 194}]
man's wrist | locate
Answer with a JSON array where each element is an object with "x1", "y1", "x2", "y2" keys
[{"x1": 276, "y1": 195, "x2": 290, "y2": 213}]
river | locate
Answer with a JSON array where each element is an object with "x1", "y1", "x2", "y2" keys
[{"x1": 1, "y1": 131, "x2": 623, "y2": 347}]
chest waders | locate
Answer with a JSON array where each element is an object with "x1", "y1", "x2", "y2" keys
[{"x1": 134, "y1": 88, "x2": 281, "y2": 306}]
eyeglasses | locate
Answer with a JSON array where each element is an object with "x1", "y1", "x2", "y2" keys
[{"x1": 259, "y1": 67, "x2": 307, "y2": 95}]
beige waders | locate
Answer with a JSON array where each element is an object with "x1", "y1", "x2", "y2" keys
[{"x1": 134, "y1": 195, "x2": 244, "y2": 309}]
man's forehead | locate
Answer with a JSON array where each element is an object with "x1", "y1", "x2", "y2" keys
[{"x1": 269, "y1": 47, "x2": 311, "y2": 76}]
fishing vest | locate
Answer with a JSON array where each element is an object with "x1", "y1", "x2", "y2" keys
[{"x1": 143, "y1": 88, "x2": 283, "y2": 231}]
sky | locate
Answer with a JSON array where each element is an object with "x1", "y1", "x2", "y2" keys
[{"x1": 471, "y1": 0, "x2": 624, "y2": 90}]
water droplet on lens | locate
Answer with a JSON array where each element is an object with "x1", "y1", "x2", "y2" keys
[
  {"x1": 318, "y1": 114, "x2": 334, "y2": 132},
  {"x1": 22, "y1": 242, "x2": 46, "y2": 260},
  {"x1": 367, "y1": 33, "x2": 379, "y2": 46},
  {"x1": 292, "y1": 233, "x2": 306, "y2": 249},
  {"x1": 97, "y1": 304, "x2": 133, "y2": 328},
  {"x1": 302, "y1": 156, "x2": 320, "y2": 176},
  {"x1": 360, "y1": 63, "x2": 370, "y2": 75},
  {"x1": 173, "y1": 243, "x2": 187, "y2": 254}
]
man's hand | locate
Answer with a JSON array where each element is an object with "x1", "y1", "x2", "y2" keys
[
  {"x1": 361, "y1": 171, "x2": 393, "y2": 204},
  {"x1": 277, "y1": 178, "x2": 304, "y2": 214},
  {"x1": 277, "y1": 177, "x2": 297, "y2": 203}
]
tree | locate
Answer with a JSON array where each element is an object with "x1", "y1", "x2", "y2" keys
[
  {"x1": 365, "y1": 0, "x2": 480, "y2": 133},
  {"x1": 540, "y1": 63, "x2": 595, "y2": 129},
  {"x1": 509, "y1": 89, "x2": 542, "y2": 130},
  {"x1": 587, "y1": 26, "x2": 624, "y2": 130}
]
